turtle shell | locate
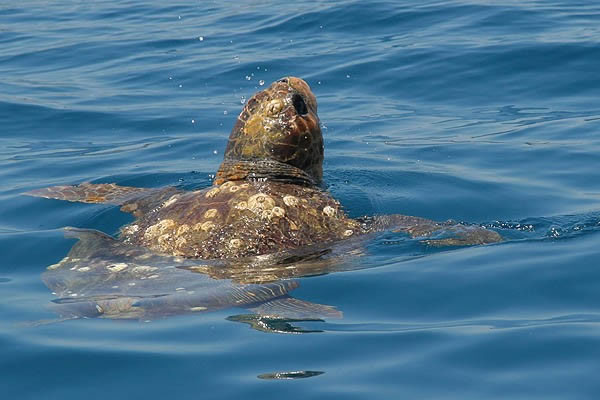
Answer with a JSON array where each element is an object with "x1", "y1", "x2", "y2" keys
[{"x1": 119, "y1": 180, "x2": 361, "y2": 259}]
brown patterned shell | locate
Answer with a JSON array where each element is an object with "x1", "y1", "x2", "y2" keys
[{"x1": 119, "y1": 180, "x2": 361, "y2": 259}]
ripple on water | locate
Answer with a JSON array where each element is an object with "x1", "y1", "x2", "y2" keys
[{"x1": 2, "y1": 1, "x2": 600, "y2": 399}]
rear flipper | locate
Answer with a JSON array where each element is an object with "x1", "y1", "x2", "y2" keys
[
  {"x1": 362, "y1": 214, "x2": 502, "y2": 245},
  {"x1": 227, "y1": 314, "x2": 327, "y2": 334},
  {"x1": 227, "y1": 296, "x2": 342, "y2": 334},
  {"x1": 246, "y1": 295, "x2": 342, "y2": 320},
  {"x1": 25, "y1": 182, "x2": 152, "y2": 205}
]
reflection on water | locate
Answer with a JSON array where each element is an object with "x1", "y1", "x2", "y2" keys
[{"x1": 41, "y1": 227, "x2": 363, "y2": 333}]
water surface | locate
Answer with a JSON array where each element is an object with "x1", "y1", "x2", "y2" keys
[{"x1": 2, "y1": 1, "x2": 600, "y2": 398}]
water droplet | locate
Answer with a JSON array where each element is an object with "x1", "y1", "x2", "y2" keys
[
  {"x1": 346, "y1": 74, "x2": 351, "y2": 78},
  {"x1": 223, "y1": 110, "x2": 228, "y2": 115},
  {"x1": 245, "y1": 75, "x2": 251, "y2": 81},
  {"x1": 317, "y1": 81, "x2": 321, "y2": 85},
  {"x1": 198, "y1": 36, "x2": 204, "y2": 41},
  {"x1": 240, "y1": 96, "x2": 246, "y2": 104},
  {"x1": 259, "y1": 80, "x2": 265, "y2": 86},
  {"x1": 179, "y1": 84, "x2": 182, "y2": 88},
  {"x1": 213, "y1": 150, "x2": 218, "y2": 154},
  {"x1": 191, "y1": 119, "x2": 195, "y2": 124}
]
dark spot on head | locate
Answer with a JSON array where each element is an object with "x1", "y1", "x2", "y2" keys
[
  {"x1": 278, "y1": 78, "x2": 289, "y2": 83},
  {"x1": 292, "y1": 94, "x2": 308, "y2": 116}
]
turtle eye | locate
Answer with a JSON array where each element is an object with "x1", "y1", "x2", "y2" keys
[
  {"x1": 278, "y1": 78, "x2": 289, "y2": 83},
  {"x1": 292, "y1": 94, "x2": 308, "y2": 116}
]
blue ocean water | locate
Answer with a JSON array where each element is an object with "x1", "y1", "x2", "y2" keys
[{"x1": 2, "y1": 0, "x2": 600, "y2": 398}]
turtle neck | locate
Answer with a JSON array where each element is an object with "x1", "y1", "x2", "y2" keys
[{"x1": 213, "y1": 159, "x2": 319, "y2": 187}]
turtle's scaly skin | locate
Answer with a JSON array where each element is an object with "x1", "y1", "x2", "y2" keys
[{"x1": 26, "y1": 76, "x2": 501, "y2": 261}]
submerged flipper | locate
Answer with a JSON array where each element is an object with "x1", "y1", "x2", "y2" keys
[
  {"x1": 246, "y1": 295, "x2": 342, "y2": 320},
  {"x1": 362, "y1": 214, "x2": 502, "y2": 246},
  {"x1": 424, "y1": 224, "x2": 503, "y2": 246},
  {"x1": 25, "y1": 183, "x2": 152, "y2": 205},
  {"x1": 227, "y1": 314, "x2": 327, "y2": 334}
]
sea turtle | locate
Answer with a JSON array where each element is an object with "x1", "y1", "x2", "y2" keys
[
  {"x1": 27, "y1": 77, "x2": 501, "y2": 257},
  {"x1": 26, "y1": 77, "x2": 501, "y2": 324}
]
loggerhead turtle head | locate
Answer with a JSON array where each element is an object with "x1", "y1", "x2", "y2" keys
[{"x1": 214, "y1": 77, "x2": 323, "y2": 186}]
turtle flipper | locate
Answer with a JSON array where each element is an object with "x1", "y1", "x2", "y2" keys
[
  {"x1": 246, "y1": 295, "x2": 342, "y2": 320},
  {"x1": 423, "y1": 224, "x2": 502, "y2": 246},
  {"x1": 360, "y1": 214, "x2": 502, "y2": 245},
  {"x1": 226, "y1": 314, "x2": 327, "y2": 334},
  {"x1": 25, "y1": 183, "x2": 151, "y2": 205}
]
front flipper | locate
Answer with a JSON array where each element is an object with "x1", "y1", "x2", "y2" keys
[
  {"x1": 25, "y1": 182, "x2": 153, "y2": 205},
  {"x1": 361, "y1": 214, "x2": 502, "y2": 245}
]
